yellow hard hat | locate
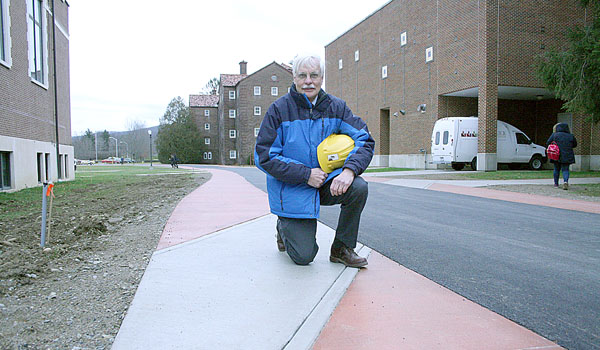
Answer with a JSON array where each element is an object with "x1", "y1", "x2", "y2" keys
[{"x1": 317, "y1": 134, "x2": 355, "y2": 173}]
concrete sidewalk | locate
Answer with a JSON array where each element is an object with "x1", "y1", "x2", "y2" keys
[{"x1": 112, "y1": 168, "x2": 568, "y2": 349}]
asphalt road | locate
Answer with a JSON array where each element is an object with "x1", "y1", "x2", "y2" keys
[{"x1": 194, "y1": 165, "x2": 600, "y2": 350}]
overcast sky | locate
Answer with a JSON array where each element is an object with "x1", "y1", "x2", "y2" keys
[{"x1": 68, "y1": 0, "x2": 390, "y2": 135}]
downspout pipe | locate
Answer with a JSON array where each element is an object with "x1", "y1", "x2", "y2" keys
[{"x1": 51, "y1": 0, "x2": 60, "y2": 179}]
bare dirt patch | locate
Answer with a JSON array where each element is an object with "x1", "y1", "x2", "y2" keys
[{"x1": 0, "y1": 169, "x2": 210, "y2": 350}]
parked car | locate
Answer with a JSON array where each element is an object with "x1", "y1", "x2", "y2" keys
[
  {"x1": 80, "y1": 159, "x2": 94, "y2": 165},
  {"x1": 101, "y1": 157, "x2": 119, "y2": 164},
  {"x1": 123, "y1": 158, "x2": 134, "y2": 163}
]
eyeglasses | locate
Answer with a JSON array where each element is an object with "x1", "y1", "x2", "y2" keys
[{"x1": 296, "y1": 72, "x2": 321, "y2": 81}]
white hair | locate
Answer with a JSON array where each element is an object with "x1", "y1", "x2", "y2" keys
[{"x1": 292, "y1": 53, "x2": 325, "y2": 77}]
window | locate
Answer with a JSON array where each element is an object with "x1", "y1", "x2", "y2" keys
[
  {"x1": 1, "y1": 151, "x2": 11, "y2": 190},
  {"x1": 426, "y1": 46, "x2": 434, "y2": 63},
  {"x1": 58, "y1": 154, "x2": 63, "y2": 179},
  {"x1": 205, "y1": 137, "x2": 210, "y2": 145},
  {"x1": 204, "y1": 123, "x2": 210, "y2": 130},
  {"x1": 207, "y1": 152, "x2": 212, "y2": 159},
  {"x1": 271, "y1": 87, "x2": 278, "y2": 96},
  {"x1": 400, "y1": 32, "x2": 407, "y2": 46},
  {"x1": 254, "y1": 106, "x2": 261, "y2": 116},
  {"x1": 229, "y1": 130, "x2": 236, "y2": 138},
  {"x1": 0, "y1": 0, "x2": 11, "y2": 66},
  {"x1": 254, "y1": 86, "x2": 261, "y2": 95},
  {"x1": 64, "y1": 155, "x2": 68, "y2": 179},
  {"x1": 435, "y1": 132, "x2": 440, "y2": 146},
  {"x1": 229, "y1": 109, "x2": 236, "y2": 118},
  {"x1": 355, "y1": 50, "x2": 359, "y2": 62},
  {"x1": 229, "y1": 91, "x2": 235, "y2": 100},
  {"x1": 27, "y1": 0, "x2": 47, "y2": 84},
  {"x1": 516, "y1": 133, "x2": 530, "y2": 145},
  {"x1": 254, "y1": 128, "x2": 260, "y2": 137},
  {"x1": 203, "y1": 152, "x2": 212, "y2": 160},
  {"x1": 44, "y1": 153, "x2": 49, "y2": 183},
  {"x1": 37, "y1": 152, "x2": 43, "y2": 182},
  {"x1": 381, "y1": 65, "x2": 388, "y2": 79},
  {"x1": 338, "y1": 59, "x2": 343, "y2": 70},
  {"x1": 229, "y1": 150, "x2": 237, "y2": 159},
  {"x1": 443, "y1": 131, "x2": 449, "y2": 145},
  {"x1": 204, "y1": 110, "x2": 210, "y2": 116}
]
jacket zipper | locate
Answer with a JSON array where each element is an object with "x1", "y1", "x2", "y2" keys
[{"x1": 280, "y1": 183, "x2": 285, "y2": 211}]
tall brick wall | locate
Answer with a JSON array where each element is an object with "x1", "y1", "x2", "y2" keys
[
  {"x1": 191, "y1": 106, "x2": 219, "y2": 164},
  {"x1": 0, "y1": 0, "x2": 71, "y2": 145},
  {"x1": 325, "y1": 0, "x2": 594, "y2": 166},
  {"x1": 236, "y1": 63, "x2": 292, "y2": 165}
]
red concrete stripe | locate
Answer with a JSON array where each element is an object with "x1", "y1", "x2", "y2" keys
[
  {"x1": 429, "y1": 183, "x2": 600, "y2": 214},
  {"x1": 156, "y1": 169, "x2": 269, "y2": 250},
  {"x1": 313, "y1": 251, "x2": 563, "y2": 350}
]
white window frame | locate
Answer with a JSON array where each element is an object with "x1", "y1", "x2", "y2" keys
[
  {"x1": 400, "y1": 32, "x2": 407, "y2": 46},
  {"x1": 229, "y1": 150, "x2": 237, "y2": 159},
  {"x1": 354, "y1": 50, "x2": 359, "y2": 62},
  {"x1": 254, "y1": 86, "x2": 261, "y2": 95},
  {"x1": 27, "y1": 0, "x2": 48, "y2": 87},
  {"x1": 0, "y1": 0, "x2": 12, "y2": 68},
  {"x1": 229, "y1": 130, "x2": 236, "y2": 138},
  {"x1": 338, "y1": 59, "x2": 343, "y2": 70},
  {"x1": 229, "y1": 109, "x2": 236, "y2": 118},
  {"x1": 204, "y1": 137, "x2": 210, "y2": 145},
  {"x1": 426, "y1": 46, "x2": 434, "y2": 62},
  {"x1": 229, "y1": 90, "x2": 235, "y2": 100},
  {"x1": 254, "y1": 128, "x2": 260, "y2": 137},
  {"x1": 271, "y1": 87, "x2": 278, "y2": 96},
  {"x1": 207, "y1": 152, "x2": 212, "y2": 160},
  {"x1": 254, "y1": 106, "x2": 261, "y2": 116},
  {"x1": 204, "y1": 123, "x2": 210, "y2": 130},
  {"x1": 382, "y1": 65, "x2": 388, "y2": 79},
  {"x1": 204, "y1": 109, "x2": 210, "y2": 116}
]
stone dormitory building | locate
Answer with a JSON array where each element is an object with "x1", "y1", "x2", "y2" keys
[
  {"x1": 1, "y1": 0, "x2": 73, "y2": 192},
  {"x1": 325, "y1": 0, "x2": 599, "y2": 171},
  {"x1": 189, "y1": 61, "x2": 292, "y2": 165}
]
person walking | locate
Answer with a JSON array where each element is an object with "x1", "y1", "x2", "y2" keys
[
  {"x1": 546, "y1": 123, "x2": 577, "y2": 190},
  {"x1": 254, "y1": 53, "x2": 375, "y2": 268}
]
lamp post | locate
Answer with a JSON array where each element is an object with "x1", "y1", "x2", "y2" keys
[
  {"x1": 148, "y1": 130, "x2": 153, "y2": 167},
  {"x1": 109, "y1": 136, "x2": 118, "y2": 159}
]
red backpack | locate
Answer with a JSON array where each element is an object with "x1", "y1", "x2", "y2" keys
[{"x1": 547, "y1": 141, "x2": 560, "y2": 161}]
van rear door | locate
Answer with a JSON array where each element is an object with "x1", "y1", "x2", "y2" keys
[{"x1": 431, "y1": 119, "x2": 454, "y2": 163}]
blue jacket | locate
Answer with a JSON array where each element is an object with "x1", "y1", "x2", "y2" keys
[{"x1": 254, "y1": 85, "x2": 375, "y2": 219}]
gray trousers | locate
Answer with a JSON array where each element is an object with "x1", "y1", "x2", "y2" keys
[{"x1": 277, "y1": 176, "x2": 368, "y2": 265}]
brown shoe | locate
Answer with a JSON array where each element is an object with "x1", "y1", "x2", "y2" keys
[
  {"x1": 330, "y1": 246, "x2": 367, "y2": 268},
  {"x1": 563, "y1": 183, "x2": 569, "y2": 190},
  {"x1": 276, "y1": 230, "x2": 285, "y2": 252}
]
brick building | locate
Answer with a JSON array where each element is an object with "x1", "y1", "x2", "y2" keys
[
  {"x1": 1, "y1": 0, "x2": 73, "y2": 191},
  {"x1": 325, "y1": 0, "x2": 599, "y2": 171},
  {"x1": 190, "y1": 61, "x2": 292, "y2": 165}
]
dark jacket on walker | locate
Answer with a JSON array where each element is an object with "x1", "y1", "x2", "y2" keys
[{"x1": 546, "y1": 123, "x2": 577, "y2": 164}]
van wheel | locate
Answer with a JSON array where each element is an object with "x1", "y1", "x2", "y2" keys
[
  {"x1": 451, "y1": 163, "x2": 465, "y2": 171},
  {"x1": 529, "y1": 155, "x2": 543, "y2": 170},
  {"x1": 470, "y1": 158, "x2": 477, "y2": 171}
]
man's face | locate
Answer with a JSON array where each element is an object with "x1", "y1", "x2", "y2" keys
[{"x1": 294, "y1": 64, "x2": 323, "y2": 101}]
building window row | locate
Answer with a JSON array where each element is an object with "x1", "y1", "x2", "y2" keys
[
  {"x1": 253, "y1": 86, "x2": 279, "y2": 96},
  {"x1": 27, "y1": 0, "x2": 47, "y2": 85},
  {"x1": 0, "y1": 0, "x2": 11, "y2": 66},
  {"x1": 1, "y1": 151, "x2": 11, "y2": 190}
]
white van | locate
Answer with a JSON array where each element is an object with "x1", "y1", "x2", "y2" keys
[{"x1": 431, "y1": 117, "x2": 546, "y2": 170}]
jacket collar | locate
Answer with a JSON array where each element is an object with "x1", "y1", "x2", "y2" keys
[{"x1": 290, "y1": 84, "x2": 329, "y2": 111}]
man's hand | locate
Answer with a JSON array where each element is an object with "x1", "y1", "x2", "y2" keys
[
  {"x1": 307, "y1": 168, "x2": 328, "y2": 188},
  {"x1": 330, "y1": 168, "x2": 355, "y2": 196}
]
